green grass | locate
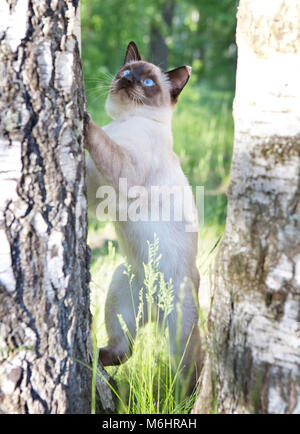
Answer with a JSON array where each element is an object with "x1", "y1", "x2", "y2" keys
[
  {"x1": 89, "y1": 234, "x2": 210, "y2": 414},
  {"x1": 88, "y1": 221, "x2": 223, "y2": 414},
  {"x1": 85, "y1": 79, "x2": 233, "y2": 413}
]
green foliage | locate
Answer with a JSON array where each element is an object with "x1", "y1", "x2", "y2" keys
[
  {"x1": 172, "y1": 78, "x2": 233, "y2": 225},
  {"x1": 81, "y1": 0, "x2": 238, "y2": 90},
  {"x1": 82, "y1": 0, "x2": 156, "y2": 75},
  {"x1": 82, "y1": 1, "x2": 235, "y2": 227}
]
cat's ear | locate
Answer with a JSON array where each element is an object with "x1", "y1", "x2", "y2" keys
[
  {"x1": 124, "y1": 41, "x2": 142, "y2": 64},
  {"x1": 165, "y1": 66, "x2": 192, "y2": 101}
]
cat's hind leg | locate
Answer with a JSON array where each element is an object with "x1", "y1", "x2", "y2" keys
[{"x1": 99, "y1": 264, "x2": 139, "y2": 366}]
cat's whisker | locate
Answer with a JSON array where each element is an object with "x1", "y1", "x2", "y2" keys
[
  {"x1": 85, "y1": 77, "x2": 110, "y2": 81},
  {"x1": 85, "y1": 83, "x2": 110, "y2": 89},
  {"x1": 85, "y1": 77, "x2": 113, "y2": 87},
  {"x1": 85, "y1": 87, "x2": 111, "y2": 97},
  {"x1": 87, "y1": 81, "x2": 112, "y2": 87},
  {"x1": 86, "y1": 84, "x2": 111, "y2": 97},
  {"x1": 109, "y1": 84, "x2": 119, "y2": 95},
  {"x1": 86, "y1": 85, "x2": 110, "y2": 90},
  {"x1": 130, "y1": 88, "x2": 145, "y2": 106},
  {"x1": 88, "y1": 92, "x2": 108, "y2": 105},
  {"x1": 86, "y1": 88, "x2": 109, "y2": 97},
  {"x1": 101, "y1": 72, "x2": 115, "y2": 80}
]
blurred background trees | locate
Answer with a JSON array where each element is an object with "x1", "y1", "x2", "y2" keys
[
  {"x1": 81, "y1": 0, "x2": 238, "y2": 228},
  {"x1": 82, "y1": 0, "x2": 237, "y2": 90}
]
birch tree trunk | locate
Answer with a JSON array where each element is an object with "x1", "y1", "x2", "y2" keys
[
  {"x1": 149, "y1": 0, "x2": 175, "y2": 70},
  {"x1": 193, "y1": 0, "x2": 300, "y2": 414},
  {"x1": 0, "y1": 0, "x2": 112, "y2": 414}
]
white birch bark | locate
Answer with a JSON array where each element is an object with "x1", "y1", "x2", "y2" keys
[
  {"x1": 193, "y1": 0, "x2": 300, "y2": 414},
  {"x1": 0, "y1": 0, "x2": 113, "y2": 414}
]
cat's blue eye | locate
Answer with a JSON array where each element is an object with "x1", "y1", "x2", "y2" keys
[
  {"x1": 143, "y1": 78, "x2": 154, "y2": 86},
  {"x1": 122, "y1": 69, "x2": 130, "y2": 77}
]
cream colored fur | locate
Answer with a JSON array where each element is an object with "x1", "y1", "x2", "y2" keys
[{"x1": 85, "y1": 57, "x2": 201, "y2": 390}]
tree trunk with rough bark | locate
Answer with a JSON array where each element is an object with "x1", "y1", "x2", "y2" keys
[
  {"x1": 193, "y1": 0, "x2": 300, "y2": 414},
  {"x1": 0, "y1": 0, "x2": 113, "y2": 414},
  {"x1": 149, "y1": 0, "x2": 175, "y2": 70}
]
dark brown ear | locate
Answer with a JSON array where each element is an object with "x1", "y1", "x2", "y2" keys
[
  {"x1": 165, "y1": 66, "x2": 192, "y2": 101},
  {"x1": 124, "y1": 41, "x2": 142, "y2": 64}
]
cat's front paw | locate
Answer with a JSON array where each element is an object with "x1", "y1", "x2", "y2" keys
[{"x1": 84, "y1": 111, "x2": 91, "y2": 124}]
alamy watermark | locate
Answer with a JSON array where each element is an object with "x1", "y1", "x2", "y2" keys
[{"x1": 94, "y1": 178, "x2": 204, "y2": 233}]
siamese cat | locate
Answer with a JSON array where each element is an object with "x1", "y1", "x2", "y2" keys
[{"x1": 85, "y1": 42, "x2": 202, "y2": 389}]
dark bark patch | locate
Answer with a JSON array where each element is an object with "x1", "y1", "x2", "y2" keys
[
  {"x1": 253, "y1": 134, "x2": 300, "y2": 165},
  {"x1": 265, "y1": 289, "x2": 287, "y2": 320}
]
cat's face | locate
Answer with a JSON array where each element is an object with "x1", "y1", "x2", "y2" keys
[{"x1": 106, "y1": 41, "x2": 191, "y2": 119}]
